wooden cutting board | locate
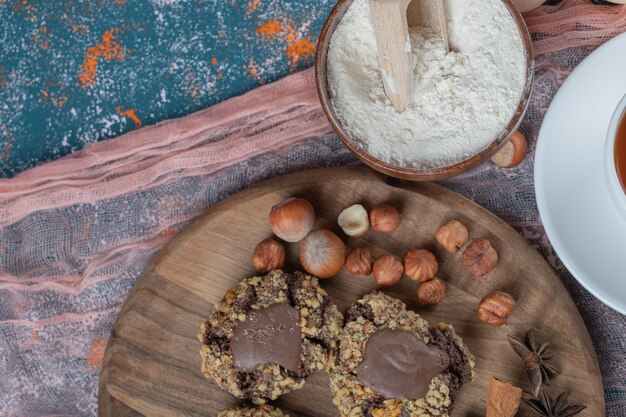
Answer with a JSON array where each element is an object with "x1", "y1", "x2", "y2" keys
[{"x1": 98, "y1": 167, "x2": 604, "y2": 417}]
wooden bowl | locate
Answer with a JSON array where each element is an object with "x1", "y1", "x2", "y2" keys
[{"x1": 315, "y1": 0, "x2": 535, "y2": 181}]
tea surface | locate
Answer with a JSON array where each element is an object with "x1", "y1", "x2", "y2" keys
[{"x1": 616, "y1": 114, "x2": 626, "y2": 193}]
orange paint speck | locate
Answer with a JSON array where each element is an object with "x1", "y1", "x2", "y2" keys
[
  {"x1": 116, "y1": 106, "x2": 142, "y2": 128},
  {"x1": 31, "y1": 331, "x2": 38, "y2": 339},
  {"x1": 248, "y1": 0, "x2": 260, "y2": 14},
  {"x1": 247, "y1": 59, "x2": 265, "y2": 84},
  {"x1": 218, "y1": 71, "x2": 223, "y2": 78},
  {"x1": 256, "y1": 20, "x2": 282, "y2": 36},
  {"x1": 115, "y1": 0, "x2": 127, "y2": 3},
  {"x1": 79, "y1": 28, "x2": 126, "y2": 88},
  {"x1": 285, "y1": 39, "x2": 315, "y2": 64},
  {"x1": 86, "y1": 338, "x2": 107, "y2": 370},
  {"x1": 211, "y1": 57, "x2": 218, "y2": 66},
  {"x1": 51, "y1": 96, "x2": 68, "y2": 107},
  {"x1": 11, "y1": 0, "x2": 27, "y2": 11},
  {"x1": 72, "y1": 23, "x2": 89, "y2": 34}
]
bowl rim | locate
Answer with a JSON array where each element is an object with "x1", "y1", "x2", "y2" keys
[
  {"x1": 604, "y1": 93, "x2": 626, "y2": 221},
  {"x1": 315, "y1": 0, "x2": 536, "y2": 181}
]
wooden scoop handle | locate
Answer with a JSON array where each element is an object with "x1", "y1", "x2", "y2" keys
[
  {"x1": 368, "y1": 0, "x2": 413, "y2": 112},
  {"x1": 407, "y1": 0, "x2": 449, "y2": 52}
]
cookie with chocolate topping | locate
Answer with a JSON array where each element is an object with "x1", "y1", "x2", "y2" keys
[
  {"x1": 217, "y1": 404, "x2": 289, "y2": 417},
  {"x1": 198, "y1": 270, "x2": 343, "y2": 403},
  {"x1": 328, "y1": 291, "x2": 475, "y2": 417}
]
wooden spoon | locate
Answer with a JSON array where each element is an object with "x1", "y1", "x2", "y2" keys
[
  {"x1": 407, "y1": 0, "x2": 449, "y2": 51},
  {"x1": 368, "y1": 0, "x2": 413, "y2": 112},
  {"x1": 369, "y1": 0, "x2": 448, "y2": 112}
]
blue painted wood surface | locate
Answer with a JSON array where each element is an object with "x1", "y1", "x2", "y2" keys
[{"x1": 0, "y1": 0, "x2": 333, "y2": 177}]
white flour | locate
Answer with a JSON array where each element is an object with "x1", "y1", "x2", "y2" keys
[{"x1": 328, "y1": 0, "x2": 526, "y2": 169}]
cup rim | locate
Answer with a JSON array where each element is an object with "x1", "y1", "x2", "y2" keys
[
  {"x1": 605, "y1": 93, "x2": 626, "y2": 220},
  {"x1": 315, "y1": 0, "x2": 535, "y2": 181}
]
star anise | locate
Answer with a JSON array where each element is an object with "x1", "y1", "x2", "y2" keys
[
  {"x1": 523, "y1": 389, "x2": 586, "y2": 417},
  {"x1": 508, "y1": 329, "x2": 560, "y2": 397}
]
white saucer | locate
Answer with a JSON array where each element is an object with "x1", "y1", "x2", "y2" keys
[{"x1": 535, "y1": 32, "x2": 626, "y2": 315}]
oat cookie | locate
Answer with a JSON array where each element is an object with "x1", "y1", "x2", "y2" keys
[
  {"x1": 328, "y1": 291, "x2": 475, "y2": 417},
  {"x1": 199, "y1": 270, "x2": 343, "y2": 403},
  {"x1": 217, "y1": 404, "x2": 289, "y2": 417}
]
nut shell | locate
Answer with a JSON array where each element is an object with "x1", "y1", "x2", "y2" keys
[
  {"x1": 269, "y1": 197, "x2": 315, "y2": 242},
  {"x1": 372, "y1": 254, "x2": 404, "y2": 286},
  {"x1": 477, "y1": 291, "x2": 517, "y2": 327},
  {"x1": 369, "y1": 203, "x2": 400, "y2": 233},
  {"x1": 417, "y1": 278, "x2": 447, "y2": 305},
  {"x1": 251, "y1": 238, "x2": 286, "y2": 272},
  {"x1": 435, "y1": 220, "x2": 469, "y2": 253},
  {"x1": 345, "y1": 247, "x2": 372, "y2": 276},
  {"x1": 404, "y1": 249, "x2": 438, "y2": 282},
  {"x1": 300, "y1": 229, "x2": 346, "y2": 279},
  {"x1": 337, "y1": 204, "x2": 370, "y2": 237},
  {"x1": 462, "y1": 239, "x2": 498, "y2": 277},
  {"x1": 491, "y1": 131, "x2": 527, "y2": 168}
]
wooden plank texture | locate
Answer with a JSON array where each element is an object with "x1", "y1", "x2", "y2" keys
[{"x1": 99, "y1": 167, "x2": 604, "y2": 417}]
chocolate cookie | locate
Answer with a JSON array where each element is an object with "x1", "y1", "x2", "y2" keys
[
  {"x1": 199, "y1": 270, "x2": 343, "y2": 403},
  {"x1": 328, "y1": 291, "x2": 475, "y2": 417},
  {"x1": 217, "y1": 404, "x2": 289, "y2": 417}
]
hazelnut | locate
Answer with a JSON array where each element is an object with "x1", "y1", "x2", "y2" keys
[
  {"x1": 251, "y1": 238, "x2": 286, "y2": 272},
  {"x1": 345, "y1": 247, "x2": 372, "y2": 276},
  {"x1": 462, "y1": 239, "x2": 498, "y2": 277},
  {"x1": 370, "y1": 203, "x2": 400, "y2": 233},
  {"x1": 337, "y1": 204, "x2": 370, "y2": 237},
  {"x1": 300, "y1": 229, "x2": 346, "y2": 279},
  {"x1": 477, "y1": 291, "x2": 517, "y2": 326},
  {"x1": 491, "y1": 131, "x2": 527, "y2": 168},
  {"x1": 269, "y1": 197, "x2": 315, "y2": 242},
  {"x1": 372, "y1": 254, "x2": 404, "y2": 286},
  {"x1": 435, "y1": 220, "x2": 469, "y2": 253},
  {"x1": 417, "y1": 278, "x2": 447, "y2": 305},
  {"x1": 404, "y1": 249, "x2": 438, "y2": 282}
]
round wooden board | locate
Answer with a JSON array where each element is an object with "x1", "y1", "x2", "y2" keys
[{"x1": 99, "y1": 167, "x2": 604, "y2": 417}]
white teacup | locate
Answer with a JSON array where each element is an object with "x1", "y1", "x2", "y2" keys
[{"x1": 604, "y1": 93, "x2": 626, "y2": 221}]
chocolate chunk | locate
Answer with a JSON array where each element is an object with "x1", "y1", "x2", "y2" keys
[
  {"x1": 357, "y1": 329, "x2": 449, "y2": 401},
  {"x1": 430, "y1": 326, "x2": 473, "y2": 395},
  {"x1": 346, "y1": 302, "x2": 375, "y2": 323},
  {"x1": 231, "y1": 303, "x2": 302, "y2": 372}
]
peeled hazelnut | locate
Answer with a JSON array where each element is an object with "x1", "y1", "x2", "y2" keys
[
  {"x1": 251, "y1": 238, "x2": 286, "y2": 272},
  {"x1": 369, "y1": 203, "x2": 400, "y2": 233},
  {"x1": 417, "y1": 278, "x2": 447, "y2": 305},
  {"x1": 435, "y1": 220, "x2": 469, "y2": 253},
  {"x1": 345, "y1": 247, "x2": 372, "y2": 276},
  {"x1": 300, "y1": 229, "x2": 346, "y2": 279},
  {"x1": 404, "y1": 249, "x2": 438, "y2": 282},
  {"x1": 337, "y1": 204, "x2": 370, "y2": 237},
  {"x1": 477, "y1": 291, "x2": 517, "y2": 327},
  {"x1": 462, "y1": 239, "x2": 498, "y2": 277},
  {"x1": 491, "y1": 131, "x2": 527, "y2": 168},
  {"x1": 269, "y1": 197, "x2": 315, "y2": 242},
  {"x1": 372, "y1": 254, "x2": 404, "y2": 286}
]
